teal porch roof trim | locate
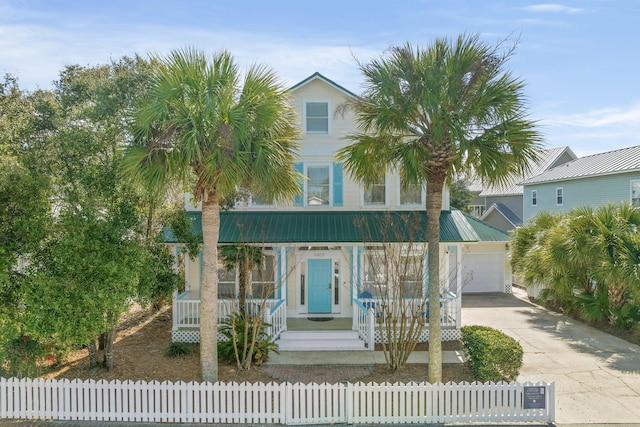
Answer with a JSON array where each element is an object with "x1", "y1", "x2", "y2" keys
[{"x1": 164, "y1": 210, "x2": 508, "y2": 244}]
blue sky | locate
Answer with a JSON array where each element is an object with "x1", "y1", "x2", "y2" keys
[{"x1": 1, "y1": 0, "x2": 638, "y2": 157}]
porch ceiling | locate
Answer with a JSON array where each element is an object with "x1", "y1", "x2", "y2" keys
[{"x1": 164, "y1": 210, "x2": 508, "y2": 244}]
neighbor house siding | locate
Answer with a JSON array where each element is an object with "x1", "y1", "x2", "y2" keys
[
  {"x1": 484, "y1": 194, "x2": 523, "y2": 219},
  {"x1": 482, "y1": 210, "x2": 514, "y2": 231},
  {"x1": 524, "y1": 171, "x2": 640, "y2": 220}
]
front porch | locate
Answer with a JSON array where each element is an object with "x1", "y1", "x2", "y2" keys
[{"x1": 171, "y1": 291, "x2": 462, "y2": 350}]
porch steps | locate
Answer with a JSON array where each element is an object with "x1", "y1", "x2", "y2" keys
[{"x1": 277, "y1": 330, "x2": 367, "y2": 351}]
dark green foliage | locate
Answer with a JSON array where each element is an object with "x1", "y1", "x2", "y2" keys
[
  {"x1": 165, "y1": 341, "x2": 194, "y2": 357},
  {"x1": 167, "y1": 210, "x2": 202, "y2": 259},
  {"x1": 138, "y1": 238, "x2": 183, "y2": 310},
  {"x1": 461, "y1": 325, "x2": 523, "y2": 382},
  {"x1": 218, "y1": 312, "x2": 278, "y2": 368},
  {"x1": 449, "y1": 179, "x2": 474, "y2": 212},
  {"x1": 512, "y1": 204, "x2": 640, "y2": 330},
  {"x1": 2, "y1": 336, "x2": 46, "y2": 378}
]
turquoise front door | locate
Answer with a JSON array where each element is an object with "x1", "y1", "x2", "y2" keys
[{"x1": 308, "y1": 259, "x2": 332, "y2": 313}]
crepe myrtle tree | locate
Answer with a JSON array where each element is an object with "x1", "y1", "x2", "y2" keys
[
  {"x1": 338, "y1": 34, "x2": 541, "y2": 382},
  {"x1": 356, "y1": 212, "x2": 428, "y2": 370}
]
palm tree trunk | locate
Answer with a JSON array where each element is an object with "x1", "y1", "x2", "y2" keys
[
  {"x1": 426, "y1": 173, "x2": 445, "y2": 383},
  {"x1": 200, "y1": 192, "x2": 220, "y2": 382}
]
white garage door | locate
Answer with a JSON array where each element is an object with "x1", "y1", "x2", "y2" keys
[{"x1": 461, "y1": 253, "x2": 504, "y2": 293}]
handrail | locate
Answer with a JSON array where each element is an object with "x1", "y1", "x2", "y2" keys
[
  {"x1": 352, "y1": 299, "x2": 375, "y2": 351},
  {"x1": 265, "y1": 299, "x2": 286, "y2": 341}
]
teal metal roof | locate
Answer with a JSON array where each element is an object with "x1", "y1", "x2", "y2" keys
[{"x1": 164, "y1": 210, "x2": 508, "y2": 244}]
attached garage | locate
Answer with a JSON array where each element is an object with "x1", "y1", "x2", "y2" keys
[{"x1": 461, "y1": 252, "x2": 506, "y2": 293}]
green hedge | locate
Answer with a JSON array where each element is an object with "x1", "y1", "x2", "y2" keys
[{"x1": 461, "y1": 325, "x2": 523, "y2": 382}]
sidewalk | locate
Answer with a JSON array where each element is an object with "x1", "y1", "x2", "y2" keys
[{"x1": 266, "y1": 349, "x2": 465, "y2": 365}]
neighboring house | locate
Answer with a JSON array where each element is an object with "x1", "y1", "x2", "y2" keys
[
  {"x1": 467, "y1": 147, "x2": 576, "y2": 231},
  {"x1": 167, "y1": 72, "x2": 512, "y2": 350},
  {"x1": 522, "y1": 145, "x2": 640, "y2": 221}
]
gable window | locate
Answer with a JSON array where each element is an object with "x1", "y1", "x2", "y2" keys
[
  {"x1": 363, "y1": 175, "x2": 386, "y2": 205},
  {"x1": 556, "y1": 187, "x2": 563, "y2": 206},
  {"x1": 400, "y1": 181, "x2": 423, "y2": 205},
  {"x1": 632, "y1": 181, "x2": 640, "y2": 206},
  {"x1": 305, "y1": 102, "x2": 329, "y2": 134},
  {"x1": 531, "y1": 190, "x2": 538, "y2": 206},
  {"x1": 307, "y1": 165, "x2": 330, "y2": 205}
]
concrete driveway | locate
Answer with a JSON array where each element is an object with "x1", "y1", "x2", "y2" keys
[{"x1": 462, "y1": 288, "x2": 640, "y2": 425}]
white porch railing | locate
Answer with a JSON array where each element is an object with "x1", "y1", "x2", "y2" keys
[
  {"x1": 264, "y1": 299, "x2": 286, "y2": 340},
  {"x1": 356, "y1": 293, "x2": 460, "y2": 328},
  {"x1": 0, "y1": 377, "x2": 555, "y2": 424},
  {"x1": 172, "y1": 292, "x2": 284, "y2": 338},
  {"x1": 352, "y1": 299, "x2": 376, "y2": 351}
]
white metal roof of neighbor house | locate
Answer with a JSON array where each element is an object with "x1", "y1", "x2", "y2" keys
[
  {"x1": 522, "y1": 145, "x2": 640, "y2": 185},
  {"x1": 473, "y1": 147, "x2": 576, "y2": 196}
]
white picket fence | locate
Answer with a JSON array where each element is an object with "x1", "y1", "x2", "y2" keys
[{"x1": 0, "y1": 377, "x2": 554, "y2": 424}]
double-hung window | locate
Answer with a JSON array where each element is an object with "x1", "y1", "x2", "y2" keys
[
  {"x1": 556, "y1": 187, "x2": 564, "y2": 206},
  {"x1": 632, "y1": 181, "x2": 640, "y2": 206},
  {"x1": 364, "y1": 175, "x2": 386, "y2": 205},
  {"x1": 305, "y1": 102, "x2": 329, "y2": 134},
  {"x1": 531, "y1": 190, "x2": 538, "y2": 206},
  {"x1": 307, "y1": 165, "x2": 330, "y2": 205},
  {"x1": 400, "y1": 181, "x2": 423, "y2": 205}
]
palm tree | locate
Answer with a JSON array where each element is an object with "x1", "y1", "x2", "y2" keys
[
  {"x1": 337, "y1": 34, "x2": 542, "y2": 382},
  {"x1": 122, "y1": 48, "x2": 300, "y2": 382}
]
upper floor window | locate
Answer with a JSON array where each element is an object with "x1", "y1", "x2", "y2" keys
[
  {"x1": 469, "y1": 205, "x2": 485, "y2": 218},
  {"x1": 556, "y1": 187, "x2": 563, "y2": 206},
  {"x1": 531, "y1": 190, "x2": 538, "y2": 206},
  {"x1": 249, "y1": 193, "x2": 271, "y2": 207},
  {"x1": 307, "y1": 165, "x2": 330, "y2": 205},
  {"x1": 305, "y1": 102, "x2": 329, "y2": 134},
  {"x1": 363, "y1": 175, "x2": 386, "y2": 205},
  {"x1": 400, "y1": 182, "x2": 423, "y2": 206},
  {"x1": 632, "y1": 181, "x2": 640, "y2": 206}
]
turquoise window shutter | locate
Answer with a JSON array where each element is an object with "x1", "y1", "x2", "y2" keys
[
  {"x1": 333, "y1": 162, "x2": 343, "y2": 206},
  {"x1": 294, "y1": 162, "x2": 304, "y2": 206}
]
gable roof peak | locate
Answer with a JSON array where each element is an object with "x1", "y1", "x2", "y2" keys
[{"x1": 289, "y1": 72, "x2": 358, "y2": 98}]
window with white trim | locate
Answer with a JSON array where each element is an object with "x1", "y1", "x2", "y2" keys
[
  {"x1": 363, "y1": 175, "x2": 386, "y2": 205},
  {"x1": 361, "y1": 247, "x2": 425, "y2": 298},
  {"x1": 249, "y1": 193, "x2": 271, "y2": 207},
  {"x1": 556, "y1": 187, "x2": 563, "y2": 206},
  {"x1": 632, "y1": 181, "x2": 640, "y2": 206},
  {"x1": 400, "y1": 181, "x2": 423, "y2": 205},
  {"x1": 305, "y1": 102, "x2": 329, "y2": 134},
  {"x1": 531, "y1": 190, "x2": 538, "y2": 206},
  {"x1": 307, "y1": 165, "x2": 330, "y2": 205},
  {"x1": 251, "y1": 254, "x2": 276, "y2": 299},
  {"x1": 469, "y1": 205, "x2": 485, "y2": 218}
]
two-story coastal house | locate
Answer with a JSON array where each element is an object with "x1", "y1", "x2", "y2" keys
[
  {"x1": 522, "y1": 145, "x2": 640, "y2": 222},
  {"x1": 167, "y1": 73, "x2": 512, "y2": 350},
  {"x1": 468, "y1": 147, "x2": 577, "y2": 232}
]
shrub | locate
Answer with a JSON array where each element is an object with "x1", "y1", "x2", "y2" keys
[
  {"x1": 218, "y1": 312, "x2": 278, "y2": 368},
  {"x1": 2, "y1": 335, "x2": 47, "y2": 378},
  {"x1": 461, "y1": 325, "x2": 523, "y2": 382},
  {"x1": 165, "y1": 341, "x2": 193, "y2": 357}
]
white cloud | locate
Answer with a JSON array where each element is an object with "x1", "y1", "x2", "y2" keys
[
  {"x1": 522, "y1": 4, "x2": 584, "y2": 14},
  {"x1": 549, "y1": 104, "x2": 640, "y2": 128}
]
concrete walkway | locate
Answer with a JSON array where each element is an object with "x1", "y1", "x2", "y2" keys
[
  {"x1": 463, "y1": 288, "x2": 640, "y2": 425},
  {"x1": 267, "y1": 349, "x2": 465, "y2": 365}
]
